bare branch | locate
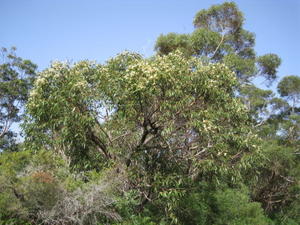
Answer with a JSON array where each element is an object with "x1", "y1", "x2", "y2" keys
[
  {"x1": 211, "y1": 34, "x2": 225, "y2": 59},
  {"x1": 0, "y1": 118, "x2": 10, "y2": 138}
]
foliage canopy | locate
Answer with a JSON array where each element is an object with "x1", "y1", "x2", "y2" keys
[{"x1": 0, "y1": 2, "x2": 299, "y2": 225}]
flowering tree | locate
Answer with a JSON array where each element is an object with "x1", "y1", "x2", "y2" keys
[{"x1": 25, "y1": 51, "x2": 261, "y2": 223}]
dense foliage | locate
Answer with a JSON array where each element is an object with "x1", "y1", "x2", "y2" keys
[
  {"x1": 0, "y1": 2, "x2": 299, "y2": 225},
  {"x1": 0, "y1": 47, "x2": 37, "y2": 151}
]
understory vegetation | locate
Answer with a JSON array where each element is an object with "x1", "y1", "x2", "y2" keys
[{"x1": 0, "y1": 2, "x2": 299, "y2": 225}]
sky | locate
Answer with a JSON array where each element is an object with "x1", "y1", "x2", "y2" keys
[{"x1": 1, "y1": 0, "x2": 299, "y2": 83}]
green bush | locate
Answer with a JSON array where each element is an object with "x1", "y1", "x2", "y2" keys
[
  {"x1": 213, "y1": 188, "x2": 271, "y2": 225},
  {"x1": 0, "y1": 150, "x2": 69, "y2": 223},
  {"x1": 174, "y1": 185, "x2": 271, "y2": 225}
]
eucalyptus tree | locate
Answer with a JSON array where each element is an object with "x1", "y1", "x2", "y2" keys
[
  {"x1": 154, "y1": 3, "x2": 300, "y2": 222},
  {"x1": 247, "y1": 76, "x2": 300, "y2": 219},
  {"x1": 155, "y1": 2, "x2": 281, "y2": 83},
  {"x1": 0, "y1": 47, "x2": 37, "y2": 151},
  {"x1": 278, "y1": 75, "x2": 300, "y2": 113},
  {"x1": 25, "y1": 51, "x2": 263, "y2": 223}
]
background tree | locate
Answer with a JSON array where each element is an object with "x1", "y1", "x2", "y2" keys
[
  {"x1": 0, "y1": 47, "x2": 37, "y2": 151},
  {"x1": 155, "y1": 1, "x2": 281, "y2": 83},
  {"x1": 278, "y1": 75, "x2": 300, "y2": 113},
  {"x1": 246, "y1": 75, "x2": 300, "y2": 222}
]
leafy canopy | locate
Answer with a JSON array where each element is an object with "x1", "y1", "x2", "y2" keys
[
  {"x1": 155, "y1": 1, "x2": 281, "y2": 83},
  {"x1": 0, "y1": 47, "x2": 37, "y2": 151}
]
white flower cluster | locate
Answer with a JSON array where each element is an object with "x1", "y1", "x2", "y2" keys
[
  {"x1": 35, "y1": 77, "x2": 46, "y2": 86},
  {"x1": 29, "y1": 89, "x2": 38, "y2": 98},
  {"x1": 74, "y1": 80, "x2": 88, "y2": 89}
]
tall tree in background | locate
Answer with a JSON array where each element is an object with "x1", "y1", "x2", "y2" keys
[
  {"x1": 155, "y1": 1, "x2": 281, "y2": 83},
  {"x1": 278, "y1": 75, "x2": 300, "y2": 113},
  {"x1": 251, "y1": 77, "x2": 300, "y2": 221},
  {"x1": 0, "y1": 47, "x2": 37, "y2": 151}
]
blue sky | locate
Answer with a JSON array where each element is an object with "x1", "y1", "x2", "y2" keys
[{"x1": 1, "y1": 0, "x2": 299, "y2": 83}]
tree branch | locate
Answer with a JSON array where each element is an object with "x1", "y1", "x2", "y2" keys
[
  {"x1": 211, "y1": 34, "x2": 225, "y2": 59},
  {"x1": 88, "y1": 130, "x2": 111, "y2": 159},
  {"x1": 0, "y1": 119, "x2": 10, "y2": 138}
]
